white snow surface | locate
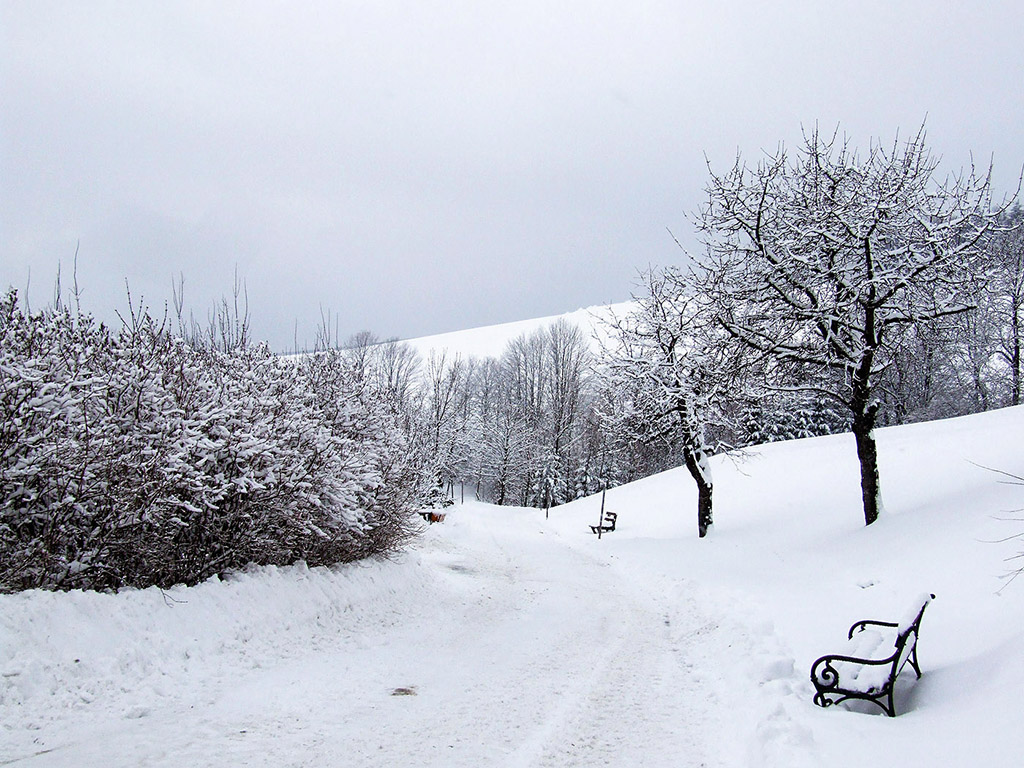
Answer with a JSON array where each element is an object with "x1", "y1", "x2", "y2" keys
[
  {"x1": 4, "y1": 405, "x2": 1024, "y2": 766},
  {"x1": 401, "y1": 302, "x2": 632, "y2": 360}
]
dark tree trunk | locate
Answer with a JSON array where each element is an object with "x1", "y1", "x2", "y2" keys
[
  {"x1": 1012, "y1": 332, "x2": 1021, "y2": 406},
  {"x1": 851, "y1": 364, "x2": 881, "y2": 527},
  {"x1": 853, "y1": 420, "x2": 881, "y2": 526},
  {"x1": 1010, "y1": 297, "x2": 1021, "y2": 406},
  {"x1": 682, "y1": 446, "x2": 714, "y2": 538},
  {"x1": 696, "y1": 480, "x2": 713, "y2": 538},
  {"x1": 852, "y1": 260, "x2": 882, "y2": 527}
]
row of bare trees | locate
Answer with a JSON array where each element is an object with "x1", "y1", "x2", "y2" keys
[{"x1": 345, "y1": 319, "x2": 618, "y2": 510}]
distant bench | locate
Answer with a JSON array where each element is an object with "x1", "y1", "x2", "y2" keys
[
  {"x1": 418, "y1": 511, "x2": 446, "y2": 524},
  {"x1": 810, "y1": 593, "x2": 934, "y2": 717},
  {"x1": 590, "y1": 511, "x2": 617, "y2": 535}
]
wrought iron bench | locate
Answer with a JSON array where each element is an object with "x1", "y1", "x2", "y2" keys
[
  {"x1": 590, "y1": 511, "x2": 617, "y2": 535},
  {"x1": 810, "y1": 593, "x2": 935, "y2": 717}
]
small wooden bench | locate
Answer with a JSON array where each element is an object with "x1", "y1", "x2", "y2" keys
[
  {"x1": 590, "y1": 511, "x2": 617, "y2": 535},
  {"x1": 810, "y1": 593, "x2": 934, "y2": 717}
]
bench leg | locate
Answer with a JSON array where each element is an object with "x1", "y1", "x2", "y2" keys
[
  {"x1": 909, "y1": 646, "x2": 922, "y2": 678},
  {"x1": 882, "y1": 689, "x2": 896, "y2": 717}
]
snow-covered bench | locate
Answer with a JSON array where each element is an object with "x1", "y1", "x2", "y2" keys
[
  {"x1": 810, "y1": 593, "x2": 935, "y2": 717},
  {"x1": 590, "y1": 511, "x2": 617, "y2": 535}
]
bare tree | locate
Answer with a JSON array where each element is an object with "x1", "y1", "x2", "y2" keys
[
  {"x1": 423, "y1": 350, "x2": 473, "y2": 500},
  {"x1": 342, "y1": 330, "x2": 381, "y2": 383},
  {"x1": 374, "y1": 339, "x2": 422, "y2": 418},
  {"x1": 700, "y1": 125, "x2": 1002, "y2": 526},
  {"x1": 207, "y1": 268, "x2": 250, "y2": 352},
  {"x1": 503, "y1": 328, "x2": 548, "y2": 434},
  {"x1": 986, "y1": 204, "x2": 1024, "y2": 405},
  {"x1": 544, "y1": 319, "x2": 590, "y2": 504},
  {"x1": 604, "y1": 267, "x2": 748, "y2": 537}
]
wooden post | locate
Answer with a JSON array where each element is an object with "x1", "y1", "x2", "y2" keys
[{"x1": 596, "y1": 488, "x2": 606, "y2": 540}]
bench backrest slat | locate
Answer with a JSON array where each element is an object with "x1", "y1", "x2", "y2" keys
[{"x1": 897, "y1": 593, "x2": 933, "y2": 639}]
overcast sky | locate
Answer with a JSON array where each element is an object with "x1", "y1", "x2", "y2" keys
[{"x1": 3, "y1": 1, "x2": 1022, "y2": 351}]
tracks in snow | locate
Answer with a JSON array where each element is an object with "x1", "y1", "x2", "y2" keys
[{"x1": 6, "y1": 510, "x2": 734, "y2": 767}]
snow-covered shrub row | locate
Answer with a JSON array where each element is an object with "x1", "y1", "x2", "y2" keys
[{"x1": 0, "y1": 291, "x2": 424, "y2": 592}]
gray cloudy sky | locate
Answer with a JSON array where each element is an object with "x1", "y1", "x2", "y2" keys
[{"x1": 3, "y1": 1, "x2": 1022, "y2": 350}]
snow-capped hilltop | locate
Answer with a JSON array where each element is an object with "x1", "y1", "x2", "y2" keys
[{"x1": 401, "y1": 301, "x2": 633, "y2": 360}]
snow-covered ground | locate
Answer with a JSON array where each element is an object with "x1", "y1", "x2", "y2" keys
[
  {"x1": 401, "y1": 302, "x2": 631, "y2": 360},
  {"x1": 3, "y1": 405, "x2": 1024, "y2": 766}
]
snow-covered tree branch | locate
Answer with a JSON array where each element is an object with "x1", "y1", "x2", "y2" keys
[
  {"x1": 602, "y1": 267, "x2": 752, "y2": 537},
  {"x1": 698, "y1": 125, "x2": 1004, "y2": 526}
]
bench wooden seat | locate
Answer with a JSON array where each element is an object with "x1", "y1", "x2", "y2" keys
[{"x1": 810, "y1": 593, "x2": 934, "y2": 717}]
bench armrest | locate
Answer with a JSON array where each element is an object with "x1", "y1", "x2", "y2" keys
[
  {"x1": 848, "y1": 619, "x2": 898, "y2": 640},
  {"x1": 811, "y1": 650, "x2": 897, "y2": 688}
]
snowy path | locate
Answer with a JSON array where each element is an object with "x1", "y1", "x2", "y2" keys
[{"x1": 2, "y1": 507, "x2": 732, "y2": 767}]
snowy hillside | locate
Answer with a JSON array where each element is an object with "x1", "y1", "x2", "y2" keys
[
  {"x1": 3, "y1": 406, "x2": 1024, "y2": 766},
  {"x1": 401, "y1": 301, "x2": 632, "y2": 360}
]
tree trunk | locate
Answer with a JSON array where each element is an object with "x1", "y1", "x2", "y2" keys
[
  {"x1": 853, "y1": 422, "x2": 881, "y2": 526},
  {"x1": 1012, "y1": 331, "x2": 1021, "y2": 406},
  {"x1": 696, "y1": 480, "x2": 713, "y2": 538},
  {"x1": 853, "y1": 282, "x2": 882, "y2": 526},
  {"x1": 851, "y1": 386, "x2": 882, "y2": 526},
  {"x1": 682, "y1": 446, "x2": 714, "y2": 538}
]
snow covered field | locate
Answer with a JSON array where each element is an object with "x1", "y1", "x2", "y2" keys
[
  {"x1": 3, "y1": 405, "x2": 1024, "y2": 766},
  {"x1": 401, "y1": 302, "x2": 630, "y2": 359}
]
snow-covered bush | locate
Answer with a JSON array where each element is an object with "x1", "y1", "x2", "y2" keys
[{"x1": 0, "y1": 291, "x2": 424, "y2": 592}]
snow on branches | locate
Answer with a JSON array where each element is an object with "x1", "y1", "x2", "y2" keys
[
  {"x1": 698, "y1": 125, "x2": 1005, "y2": 526},
  {"x1": 0, "y1": 292, "x2": 423, "y2": 592},
  {"x1": 601, "y1": 268, "x2": 752, "y2": 537}
]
